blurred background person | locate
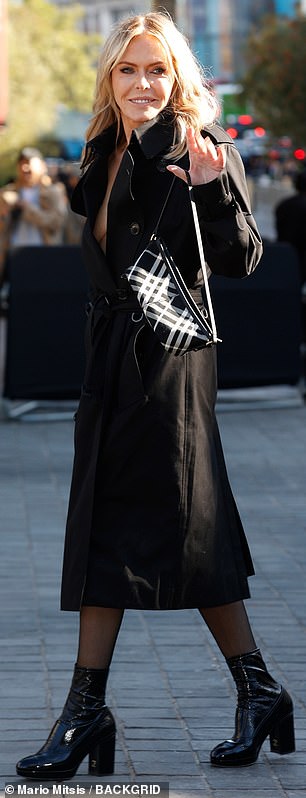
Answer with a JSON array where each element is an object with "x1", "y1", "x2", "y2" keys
[
  {"x1": 275, "y1": 169, "x2": 306, "y2": 375},
  {"x1": 275, "y1": 170, "x2": 306, "y2": 285},
  {"x1": 0, "y1": 147, "x2": 67, "y2": 285}
]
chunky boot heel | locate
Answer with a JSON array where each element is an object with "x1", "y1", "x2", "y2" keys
[
  {"x1": 210, "y1": 649, "x2": 295, "y2": 767},
  {"x1": 16, "y1": 665, "x2": 116, "y2": 780},
  {"x1": 270, "y1": 710, "x2": 295, "y2": 755},
  {"x1": 89, "y1": 732, "x2": 116, "y2": 775}
]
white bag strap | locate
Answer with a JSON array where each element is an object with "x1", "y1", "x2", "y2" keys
[{"x1": 185, "y1": 171, "x2": 219, "y2": 344}]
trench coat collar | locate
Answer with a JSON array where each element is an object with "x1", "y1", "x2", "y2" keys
[
  {"x1": 82, "y1": 114, "x2": 232, "y2": 173},
  {"x1": 131, "y1": 112, "x2": 176, "y2": 159},
  {"x1": 86, "y1": 111, "x2": 176, "y2": 162}
]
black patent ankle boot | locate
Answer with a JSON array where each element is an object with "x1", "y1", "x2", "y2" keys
[
  {"x1": 16, "y1": 665, "x2": 116, "y2": 780},
  {"x1": 210, "y1": 649, "x2": 295, "y2": 767}
]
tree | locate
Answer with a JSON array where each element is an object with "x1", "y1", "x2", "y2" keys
[
  {"x1": 0, "y1": 0, "x2": 100, "y2": 183},
  {"x1": 241, "y1": 14, "x2": 306, "y2": 146}
]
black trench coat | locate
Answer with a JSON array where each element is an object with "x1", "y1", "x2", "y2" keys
[{"x1": 60, "y1": 116, "x2": 263, "y2": 612}]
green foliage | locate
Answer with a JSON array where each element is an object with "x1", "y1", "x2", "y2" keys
[
  {"x1": 0, "y1": 0, "x2": 101, "y2": 183},
  {"x1": 242, "y1": 15, "x2": 306, "y2": 145}
]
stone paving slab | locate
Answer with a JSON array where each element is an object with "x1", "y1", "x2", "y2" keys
[{"x1": 0, "y1": 405, "x2": 306, "y2": 798}]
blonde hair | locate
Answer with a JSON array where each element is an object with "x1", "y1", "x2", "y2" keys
[{"x1": 84, "y1": 12, "x2": 220, "y2": 162}]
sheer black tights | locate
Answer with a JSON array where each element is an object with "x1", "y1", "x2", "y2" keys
[
  {"x1": 199, "y1": 600, "x2": 256, "y2": 659},
  {"x1": 75, "y1": 600, "x2": 256, "y2": 670},
  {"x1": 77, "y1": 606, "x2": 124, "y2": 669}
]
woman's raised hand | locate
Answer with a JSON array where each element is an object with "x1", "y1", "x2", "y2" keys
[{"x1": 167, "y1": 127, "x2": 226, "y2": 185}]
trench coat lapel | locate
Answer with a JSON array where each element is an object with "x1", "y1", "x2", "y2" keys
[
  {"x1": 75, "y1": 126, "x2": 117, "y2": 224},
  {"x1": 71, "y1": 115, "x2": 187, "y2": 284},
  {"x1": 72, "y1": 113, "x2": 177, "y2": 221}
]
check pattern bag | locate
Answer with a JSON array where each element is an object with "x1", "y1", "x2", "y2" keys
[{"x1": 124, "y1": 172, "x2": 220, "y2": 355}]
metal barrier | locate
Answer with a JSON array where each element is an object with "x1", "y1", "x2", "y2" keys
[
  {"x1": 1, "y1": 241, "x2": 302, "y2": 419},
  {"x1": 2, "y1": 246, "x2": 88, "y2": 419},
  {"x1": 210, "y1": 241, "x2": 302, "y2": 389}
]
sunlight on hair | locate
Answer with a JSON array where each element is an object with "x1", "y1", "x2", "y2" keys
[{"x1": 84, "y1": 12, "x2": 220, "y2": 162}]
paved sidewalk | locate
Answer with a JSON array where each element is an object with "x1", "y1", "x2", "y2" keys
[{"x1": 0, "y1": 404, "x2": 306, "y2": 798}]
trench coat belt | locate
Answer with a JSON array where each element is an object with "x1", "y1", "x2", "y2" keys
[
  {"x1": 86, "y1": 288, "x2": 143, "y2": 349},
  {"x1": 84, "y1": 286, "x2": 147, "y2": 412},
  {"x1": 87, "y1": 288, "x2": 140, "y2": 317}
]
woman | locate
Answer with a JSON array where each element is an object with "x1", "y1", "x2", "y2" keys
[{"x1": 16, "y1": 12, "x2": 295, "y2": 780}]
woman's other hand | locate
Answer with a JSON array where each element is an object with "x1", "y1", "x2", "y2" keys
[{"x1": 167, "y1": 127, "x2": 226, "y2": 185}]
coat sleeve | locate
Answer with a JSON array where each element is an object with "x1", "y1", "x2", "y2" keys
[{"x1": 192, "y1": 143, "x2": 263, "y2": 278}]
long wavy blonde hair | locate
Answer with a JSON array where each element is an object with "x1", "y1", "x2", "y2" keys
[{"x1": 84, "y1": 12, "x2": 220, "y2": 161}]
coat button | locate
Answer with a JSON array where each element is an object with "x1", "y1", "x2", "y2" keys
[{"x1": 130, "y1": 222, "x2": 140, "y2": 236}]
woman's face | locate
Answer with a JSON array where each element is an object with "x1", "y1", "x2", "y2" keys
[{"x1": 111, "y1": 33, "x2": 174, "y2": 142}]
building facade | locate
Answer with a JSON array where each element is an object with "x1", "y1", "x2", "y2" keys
[
  {"x1": 54, "y1": 0, "x2": 149, "y2": 36},
  {"x1": 177, "y1": 0, "x2": 276, "y2": 82},
  {"x1": 52, "y1": 0, "x2": 304, "y2": 82}
]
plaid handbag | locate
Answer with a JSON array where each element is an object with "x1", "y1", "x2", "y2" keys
[{"x1": 124, "y1": 172, "x2": 219, "y2": 355}]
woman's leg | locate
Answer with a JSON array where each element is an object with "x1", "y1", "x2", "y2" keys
[
  {"x1": 16, "y1": 607, "x2": 123, "y2": 780},
  {"x1": 199, "y1": 601, "x2": 295, "y2": 766},
  {"x1": 199, "y1": 599, "x2": 256, "y2": 658},
  {"x1": 77, "y1": 606, "x2": 124, "y2": 668}
]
